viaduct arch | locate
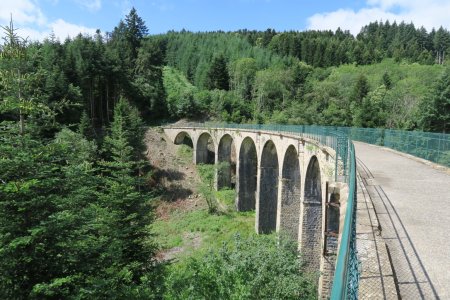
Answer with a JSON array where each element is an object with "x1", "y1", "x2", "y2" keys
[
  {"x1": 165, "y1": 126, "x2": 350, "y2": 298},
  {"x1": 280, "y1": 145, "x2": 301, "y2": 241},
  {"x1": 237, "y1": 137, "x2": 257, "y2": 211}
]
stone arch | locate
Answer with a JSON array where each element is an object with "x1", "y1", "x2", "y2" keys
[
  {"x1": 301, "y1": 155, "x2": 323, "y2": 271},
  {"x1": 217, "y1": 134, "x2": 236, "y2": 189},
  {"x1": 196, "y1": 132, "x2": 215, "y2": 164},
  {"x1": 237, "y1": 137, "x2": 257, "y2": 211},
  {"x1": 280, "y1": 145, "x2": 301, "y2": 240},
  {"x1": 259, "y1": 140, "x2": 279, "y2": 234},
  {"x1": 174, "y1": 131, "x2": 193, "y2": 147}
]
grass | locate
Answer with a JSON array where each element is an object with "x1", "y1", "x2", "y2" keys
[
  {"x1": 153, "y1": 147, "x2": 255, "y2": 262},
  {"x1": 216, "y1": 188, "x2": 236, "y2": 211},
  {"x1": 176, "y1": 144, "x2": 193, "y2": 164},
  {"x1": 152, "y1": 208, "x2": 255, "y2": 259}
]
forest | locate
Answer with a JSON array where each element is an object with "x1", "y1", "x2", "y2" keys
[{"x1": 1, "y1": 6, "x2": 450, "y2": 299}]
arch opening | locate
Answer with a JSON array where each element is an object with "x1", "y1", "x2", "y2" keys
[
  {"x1": 301, "y1": 156, "x2": 322, "y2": 271},
  {"x1": 324, "y1": 190, "x2": 340, "y2": 256},
  {"x1": 259, "y1": 140, "x2": 279, "y2": 234},
  {"x1": 196, "y1": 132, "x2": 215, "y2": 164},
  {"x1": 237, "y1": 137, "x2": 257, "y2": 211},
  {"x1": 217, "y1": 134, "x2": 236, "y2": 189},
  {"x1": 280, "y1": 145, "x2": 301, "y2": 241},
  {"x1": 174, "y1": 131, "x2": 193, "y2": 147}
]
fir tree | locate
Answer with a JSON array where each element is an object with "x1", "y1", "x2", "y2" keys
[{"x1": 206, "y1": 55, "x2": 230, "y2": 90}]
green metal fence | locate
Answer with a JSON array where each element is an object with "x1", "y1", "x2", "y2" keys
[
  {"x1": 330, "y1": 141, "x2": 359, "y2": 300},
  {"x1": 336, "y1": 127, "x2": 450, "y2": 168}
]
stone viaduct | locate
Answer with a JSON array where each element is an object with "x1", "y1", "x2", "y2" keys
[{"x1": 164, "y1": 125, "x2": 350, "y2": 297}]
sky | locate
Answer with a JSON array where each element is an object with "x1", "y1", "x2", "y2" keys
[{"x1": 1, "y1": 0, "x2": 450, "y2": 41}]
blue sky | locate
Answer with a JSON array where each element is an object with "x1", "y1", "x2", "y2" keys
[{"x1": 1, "y1": 0, "x2": 450, "y2": 41}]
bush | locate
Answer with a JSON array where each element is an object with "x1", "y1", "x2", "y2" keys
[{"x1": 164, "y1": 234, "x2": 318, "y2": 300}]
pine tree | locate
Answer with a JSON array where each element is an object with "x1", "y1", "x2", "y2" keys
[
  {"x1": 382, "y1": 71, "x2": 392, "y2": 90},
  {"x1": 0, "y1": 19, "x2": 49, "y2": 135},
  {"x1": 351, "y1": 74, "x2": 370, "y2": 104},
  {"x1": 99, "y1": 97, "x2": 156, "y2": 287},
  {"x1": 125, "y1": 7, "x2": 148, "y2": 62},
  {"x1": 420, "y1": 68, "x2": 450, "y2": 132},
  {"x1": 206, "y1": 55, "x2": 230, "y2": 90},
  {"x1": 78, "y1": 110, "x2": 94, "y2": 139}
]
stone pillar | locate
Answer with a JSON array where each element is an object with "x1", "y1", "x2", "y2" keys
[{"x1": 320, "y1": 183, "x2": 344, "y2": 298}]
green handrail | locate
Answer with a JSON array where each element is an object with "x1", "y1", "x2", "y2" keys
[{"x1": 330, "y1": 141, "x2": 358, "y2": 299}]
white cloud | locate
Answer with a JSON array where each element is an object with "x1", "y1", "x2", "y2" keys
[
  {"x1": 75, "y1": 0, "x2": 102, "y2": 12},
  {"x1": 1, "y1": 0, "x2": 97, "y2": 41},
  {"x1": 307, "y1": 0, "x2": 450, "y2": 35},
  {"x1": 0, "y1": 0, "x2": 46, "y2": 26},
  {"x1": 49, "y1": 19, "x2": 97, "y2": 39}
]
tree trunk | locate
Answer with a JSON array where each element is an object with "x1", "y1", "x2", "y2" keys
[
  {"x1": 18, "y1": 70, "x2": 24, "y2": 135},
  {"x1": 19, "y1": 111, "x2": 24, "y2": 135},
  {"x1": 106, "y1": 82, "x2": 110, "y2": 123}
]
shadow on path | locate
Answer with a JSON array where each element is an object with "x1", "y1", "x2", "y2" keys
[
  {"x1": 356, "y1": 165, "x2": 397, "y2": 299},
  {"x1": 357, "y1": 157, "x2": 439, "y2": 299}
]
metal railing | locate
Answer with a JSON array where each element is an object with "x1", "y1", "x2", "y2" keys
[
  {"x1": 336, "y1": 127, "x2": 450, "y2": 168},
  {"x1": 164, "y1": 122, "x2": 359, "y2": 298},
  {"x1": 330, "y1": 141, "x2": 359, "y2": 299}
]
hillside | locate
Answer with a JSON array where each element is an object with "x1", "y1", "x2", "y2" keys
[{"x1": 163, "y1": 56, "x2": 447, "y2": 130}]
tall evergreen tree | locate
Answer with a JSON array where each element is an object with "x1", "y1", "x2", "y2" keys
[
  {"x1": 420, "y1": 68, "x2": 450, "y2": 132},
  {"x1": 351, "y1": 74, "x2": 370, "y2": 104},
  {"x1": 0, "y1": 19, "x2": 49, "y2": 135},
  {"x1": 125, "y1": 7, "x2": 149, "y2": 62},
  {"x1": 206, "y1": 55, "x2": 230, "y2": 90}
]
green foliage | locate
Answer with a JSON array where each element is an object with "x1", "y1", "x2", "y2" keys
[
  {"x1": 353, "y1": 85, "x2": 388, "y2": 127},
  {"x1": 351, "y1": 74, "x2": 370, "y2": 105},
  {"x1": 3, "y1": 14, "x2": 448, "y2": 130},
  {"x1": 104, "y1": 97, "x2": 146, "y2": 157},
  {"x1": 176, "y1": 144, "x2": 193, "y2": 163},
  {"x1": 215, "y1": 188, "x2": 236, "y2": 211},
  {"x1": 125, "y1": 7, "x2": 148, "y2": 61},
  {"x1": 164, "y1": 234, "x2": 317, "y2": 300},
  {"x1": 0, "y1": 123, "x2": 161, "y2": 299},
  {"x1": 134, "y1": 38, "x2": 167, "y2": 119},
  {"x1": 0, "y1": 84, "x2": 160, "y2": 299},
  {"x1": 382, "y1": 71, "x2": 393, "y2": 89},
  {"x1": 420, "y1": 67, "x2": 450, "y2": 132},
  {"x1": 152, "y1": 209, "x2": 255, "y2": 252},
  {"x1": 77, "y1": 110, "x2": 94, "y2": 139},
  {"x1": 163, "y1": 66, "x2": 199, "y2": 118},
  {"x1": 206, "y1": 55, "x2": 230, "y2": 90},
  {"x1": 0, "y1": 20, "x2": 52, "y2": 134},
  {"x1": 163, "y1": 31, "x2": 289, "y2": 89},
  {"x1": 230, "y1": 57, "x2": 257, "y2": 100},
  {"x1": 288, "y1": 59, "x2": 445, "y2": 129},
  {"x1": 197, "y1": 164, "x2": 218, "y2": 213}
]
